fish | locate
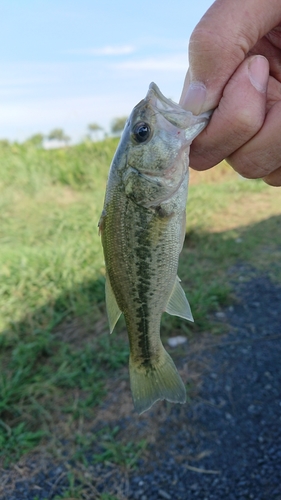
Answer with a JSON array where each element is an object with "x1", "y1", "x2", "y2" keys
[{"x1": 99, "y1": 82, "x2": 211, "y2": 414}]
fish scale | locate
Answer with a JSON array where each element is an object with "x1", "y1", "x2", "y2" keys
[{"x1": 99, "y1": 82, "x2": 211, "y2": 413}]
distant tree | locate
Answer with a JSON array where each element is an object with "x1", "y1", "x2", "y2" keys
[
  {"x1": 24, "y1": 133, "x2": 44, "y2": 148},
  {"x1": 88, "y1": 123, "x2": 103, "y2": 141},
  {"x1": 0, "y1": 139, "x2": 10, "y2": 148},
  {"x1": 48, "y1": 128, "x2": 70, "y2": 147},
  {"x1": 111, "y1": 116, "x2": 128, "y2": 135}
]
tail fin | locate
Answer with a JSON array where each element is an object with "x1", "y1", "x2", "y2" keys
[{"x1": 129, "y1": 347, "x2": 186, "y2": 414}]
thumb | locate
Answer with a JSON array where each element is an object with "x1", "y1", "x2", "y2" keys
[{"x1": 180, "y1": 0, "x2": 281, "y2": 113}]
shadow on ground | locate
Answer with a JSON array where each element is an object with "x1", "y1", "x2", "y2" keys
[{"x1": 1, "y1": 215, "x2": 281, "y2": 499}]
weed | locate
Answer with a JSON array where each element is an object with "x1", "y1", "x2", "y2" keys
[
  {"x1": 92, "y1": 427, "x2": 146, "y2": 469},
  {"x1": 0, "y1": 140, "x2": 280, "y2": 476},
  {"x1": 0, "y1": 421, "x2": 45, "y2": 465},
  {"x1": 74, "y1": 426, "x2": 146, "y2": 469}
]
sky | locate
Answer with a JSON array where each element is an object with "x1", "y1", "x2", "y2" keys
[{"x1": 0, "y1": 0, "x2": 214, "y2": 143}]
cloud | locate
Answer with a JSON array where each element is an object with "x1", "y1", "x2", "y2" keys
[
  {"x1": 112, "y1": 54, "x2": 187, "y2": 72},
  {"x1": 0, "y1": 93, "x2": 136, "y2": 141},
  {"x1": 0, "y1": 62, "x2": 67, "y2": 96},
  {"x1": 67, "y1": 45, "x2": 136, "y2": 56},
  {"x1": 0, "y1": 54, "x2": 187, "y2": 141},
  {"x1": 0, "y1": 77, "x2": 47, "y2": 87}
]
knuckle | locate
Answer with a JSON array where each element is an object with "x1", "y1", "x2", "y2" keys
[
  {"x1": 190, "y1": 28, "x2": 241, "y2": 67},
  {"x1": 226, "y1": 154, "x2": 263, "y2": 179},
  {"x1": 233, "y1": 108, "x2": 264, "y2": 138},
  {"x1": 216, "y1": 96, "x2": 264, "y2": 143},
  {"x1": 263, "y1": 167, "x2": 281, "y2": 187}
]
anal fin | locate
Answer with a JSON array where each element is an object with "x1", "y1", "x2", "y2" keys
[
  {"x1": 165, "y1": 276, "x2": 194, "y2": 322},
  {"x1": 105, "y1": 272, "x2": 122, "y2": 333}
]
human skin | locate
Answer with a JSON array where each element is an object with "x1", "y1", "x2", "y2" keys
[{"x1": 179, "y1": 0, "x2": 281, "y2": 186}]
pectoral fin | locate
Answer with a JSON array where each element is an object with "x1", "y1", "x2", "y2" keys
[
  {"x1": 165, "y1": 277, "x2": 194, "y2": 322},
  {"x1": 105, "y1": 273, "x2": 122, "y2": 333}
]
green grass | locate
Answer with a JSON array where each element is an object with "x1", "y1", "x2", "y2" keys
[
  {"x1": 0, "y1": 139, "x2": 116, "y2": 332},
  {"x1": 0, "y1": 138, "x2": 280, "y2": 496},
  {"x1": 74, "y1": 425, "x2": 146, "y2": 468}
]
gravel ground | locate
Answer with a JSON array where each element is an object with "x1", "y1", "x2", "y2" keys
[
  {"x1": 2, "y1": 266, "x2": 281, "y2": 500},
  {"x1": 127, "y1": 268, "x2": 281, "y2": 500}
]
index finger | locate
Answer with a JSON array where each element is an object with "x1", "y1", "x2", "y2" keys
[{"x1": 180, "y1": 0, "x2": 281, "y2": 112}]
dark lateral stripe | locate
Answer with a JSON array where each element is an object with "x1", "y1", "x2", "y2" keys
[{"x1": 134, "y1": 209, "x2": 153, "y2": 368}]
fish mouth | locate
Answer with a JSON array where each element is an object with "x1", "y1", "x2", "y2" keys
[
  {"x1": 139, "y1": 170, "x2": 164, "y2": 179},
  {"x1": 126, "y1": 164, "x2": 187, "y2": 185},
  {"x1": 126, "y1": 165, "x2": 165, "y2": 184},
  {"x1": 124, "y1": 165, "x2": 186, "y2": 206},
  {"x1": 127, "y1": 164, "x2": 182, "y2": 181},
  {"x1": 148, "y1": 82, "x2": 181, "y2": 112}
]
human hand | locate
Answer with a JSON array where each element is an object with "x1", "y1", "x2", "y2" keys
[{"x1": 180, "y1": 0, "x2": 281, "y2": 186}]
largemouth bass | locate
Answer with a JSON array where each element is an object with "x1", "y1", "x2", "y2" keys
[{"x1": 99, "y1": 83, "x2": 210, "y2": 414}]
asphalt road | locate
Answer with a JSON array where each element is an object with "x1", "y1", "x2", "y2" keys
[
  {"x1": 127, "y1": 267, "x2": 281, "y2": 500},
  {"x1": 2, "y1": 265, "x2": 281, "y2": 500}
]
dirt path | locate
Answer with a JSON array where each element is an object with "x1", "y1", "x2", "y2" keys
[{"x1": 2, "y1": 265, "x2": 281, "y2": 500}]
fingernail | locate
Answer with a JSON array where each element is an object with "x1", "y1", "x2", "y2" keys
[
  {"x1": 180, "y1": 82, "x2": 207, "y2": 114},
  {"x1": 248, "y1": 56, "x2": 269, "y2": 93}
]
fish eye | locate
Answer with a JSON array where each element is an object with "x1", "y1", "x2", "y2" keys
[{"x1": 132, "y1": 122, "x2": 151, "y2": 143}]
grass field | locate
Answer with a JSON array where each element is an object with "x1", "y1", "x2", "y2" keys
[{"x1": 0, "y1": 138, "x2": 280, "y2": 496}]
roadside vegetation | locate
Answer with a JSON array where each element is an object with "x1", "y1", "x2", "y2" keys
[{"x1": 0, "y1": 137, "x2": 280, "y2": 497}]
